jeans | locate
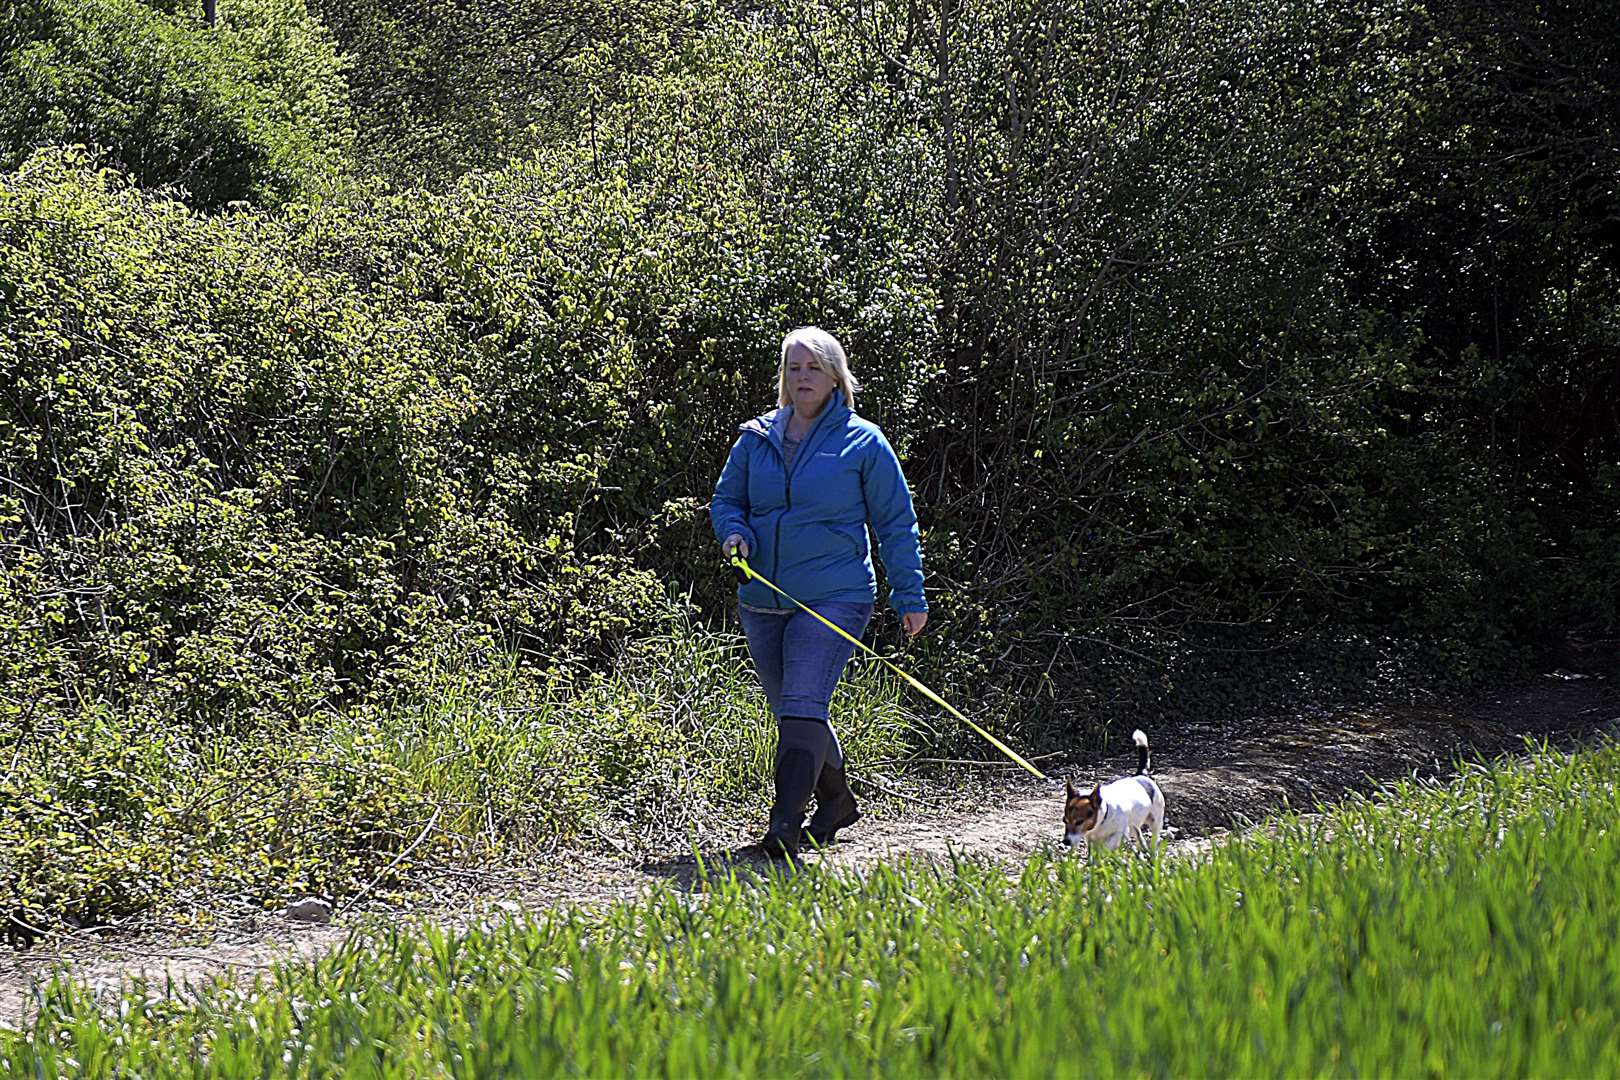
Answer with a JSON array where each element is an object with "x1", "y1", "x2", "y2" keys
[{"x1": 737, "y1": 601, "x2": 874, "y2": 721}]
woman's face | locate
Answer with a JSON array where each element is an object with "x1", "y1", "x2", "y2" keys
[{"x1": 785, "y1": 343, "x2": 838, "y2": 417}]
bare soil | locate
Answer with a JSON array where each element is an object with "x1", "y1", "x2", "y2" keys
[{"x1": 4, "y1": 640, "x2": 1616, "y2": 1030}]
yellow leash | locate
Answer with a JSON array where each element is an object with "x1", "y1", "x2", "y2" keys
[{"x1": 728, "y1": 553, "x2": 1048, "y2": 780}]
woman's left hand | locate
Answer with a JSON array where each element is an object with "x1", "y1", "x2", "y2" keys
[{"x1": 902, "y1": 612, "x2": 928, "y2": 638}]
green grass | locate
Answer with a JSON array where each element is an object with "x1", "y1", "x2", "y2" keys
[{"x1": 8, "y1": 740, "x2": 1619, "y2": 1077}]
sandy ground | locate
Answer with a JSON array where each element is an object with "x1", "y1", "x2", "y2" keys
[{"x1": 3, "y1": 641, "x2": 1616, "y2": 1029}]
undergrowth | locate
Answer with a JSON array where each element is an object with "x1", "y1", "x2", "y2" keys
[{"x1": 0, "y1": 608, "x2": 919, "y2": 936}]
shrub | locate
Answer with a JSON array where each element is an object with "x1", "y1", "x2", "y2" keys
[{"x1": 0, "y1": 0, "x2": 350, "y2": 207}]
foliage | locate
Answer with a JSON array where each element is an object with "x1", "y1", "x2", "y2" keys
[
  {"x1": 9, "y1": 742, "x2": 1620, "y2": 1075},
  {"x1": 306, "y1": 0, "x2": 685, "y2": 188},
  {"x1": 0, "y1": 607, "x2": 915, "y2": 937},
  {"x1": 1341, "y1": 0, "x2": 1620, "y2": 635},
  {"x1": 0, "y1": 702, "x2": 444, "y2": 936},
  {"x1": 0, "y1": 146, "x2": 662, "y2": 725},
  {"x1": 0, "y1": 0, "x2": 351, "y2": 208}
]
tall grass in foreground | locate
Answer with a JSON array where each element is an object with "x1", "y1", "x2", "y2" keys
[{"x1": 8, "y1": 741, "x2": 1620, "y2": 1077}]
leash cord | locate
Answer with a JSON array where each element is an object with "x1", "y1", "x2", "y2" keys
[{"x1": 728, "y1": 553, "x2": 1048, "y2": 780}]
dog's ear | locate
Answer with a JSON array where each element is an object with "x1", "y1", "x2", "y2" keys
[{"x1": 1091, "y1": 784, "x2": 1103, "y2": 802}]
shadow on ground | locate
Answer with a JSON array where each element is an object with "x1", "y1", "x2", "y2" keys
[{"x1": 637, "y1": 844, "x2": 783, "y2": 891}]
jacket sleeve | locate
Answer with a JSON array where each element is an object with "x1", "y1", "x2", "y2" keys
[
  {"x1": 862, "y1": 428, "x2": 927, "y2": 614},
  {"x1": 710, "y1": 435, "x2": 759, "y2": 551}
]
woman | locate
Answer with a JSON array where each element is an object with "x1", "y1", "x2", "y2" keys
[{"x1": 710, "y1": 326, "x2": 928, "y2": 859}]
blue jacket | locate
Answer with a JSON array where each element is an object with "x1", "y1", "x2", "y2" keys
[{"x1": 710, "y1": 394, "x2": 927, "y2": 615}]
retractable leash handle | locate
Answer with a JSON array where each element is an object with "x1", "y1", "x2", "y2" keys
[
  {"x1": 727, "y1": 552, "x2": 1047, "y2": 780},
  {"x1": 725, "y1": 541, "x2": 749, "y2": 584}
]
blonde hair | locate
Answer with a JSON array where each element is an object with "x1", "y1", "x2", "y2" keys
[{"x1": 778, "y1": 326, "x2": 859, "y2": 410}]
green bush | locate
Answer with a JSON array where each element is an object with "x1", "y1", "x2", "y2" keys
[
  {"x1": 0, "y1": 699, "x2": 447, "y2": 935},
  {"x1": 0, "y1": 147, "x2": 669, "y2": 722},
  {"x1": 0, "y1": 0, "x2": 350, "y2": 207},
  {"x1": 307, "y1": 0, "x2": 683, "y2": 188}
]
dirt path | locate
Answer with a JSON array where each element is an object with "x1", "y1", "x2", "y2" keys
[{"x1": 4, "y1": 648, "x2": 1616, "y2": 1029}]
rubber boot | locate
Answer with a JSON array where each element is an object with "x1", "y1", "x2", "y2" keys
[
  {"x1": 761, "y1": 748, "x2": 817, "y2": 860},
  {"x1": 761, "y1": 718, "x2": 829, "y2": 860},
  {"x1": 804, "y1": 757, "x2": 860, "y2": 846}
]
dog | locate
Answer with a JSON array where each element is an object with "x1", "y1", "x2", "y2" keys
[{"x1": 1064, "y1": 729, "x2": 1165, "y2": 859}]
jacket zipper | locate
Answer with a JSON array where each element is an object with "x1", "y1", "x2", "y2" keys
[
  {"x1": 772, "y1": 410, "x2": 828, "y2": 609},
  {"x1": 773, "y1": 487, "x2": 787, "y2": 609}
]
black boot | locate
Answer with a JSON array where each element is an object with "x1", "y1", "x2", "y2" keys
[
  {"x1": 761, "y1": 746, "x2": 818, "y2": 860},
  {"x1": 804, "y1": 758, "x2": 860, "y2": 846}
]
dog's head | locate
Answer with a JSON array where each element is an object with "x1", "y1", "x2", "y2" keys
[{"x1": 1063, "y1": 778, "x2": 1102, "y2": 848}]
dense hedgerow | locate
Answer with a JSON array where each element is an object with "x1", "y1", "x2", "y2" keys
[
  {"x1": 304, "y1": 0, "x2": 687, "y2": 188},
  {"x1": 0, "y1": 0, "x2": 350, "y2": 207}
]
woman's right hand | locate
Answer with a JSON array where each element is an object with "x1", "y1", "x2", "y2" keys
[{"x1": 723, "y1": 534, "x2": 749, "y2": 559}]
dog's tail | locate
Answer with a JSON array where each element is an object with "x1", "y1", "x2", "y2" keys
[{"x1": 1132, "y1": 729, "x2": 1151, "y2": 774}]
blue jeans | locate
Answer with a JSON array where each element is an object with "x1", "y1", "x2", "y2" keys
[{"x1": 737, "y1": 602, "x2": 874, "y2": 721}]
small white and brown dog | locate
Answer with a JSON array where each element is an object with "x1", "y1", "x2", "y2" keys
[{"x1": 1064, "y1": 730, "x2": 1165, "y2": 858}]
